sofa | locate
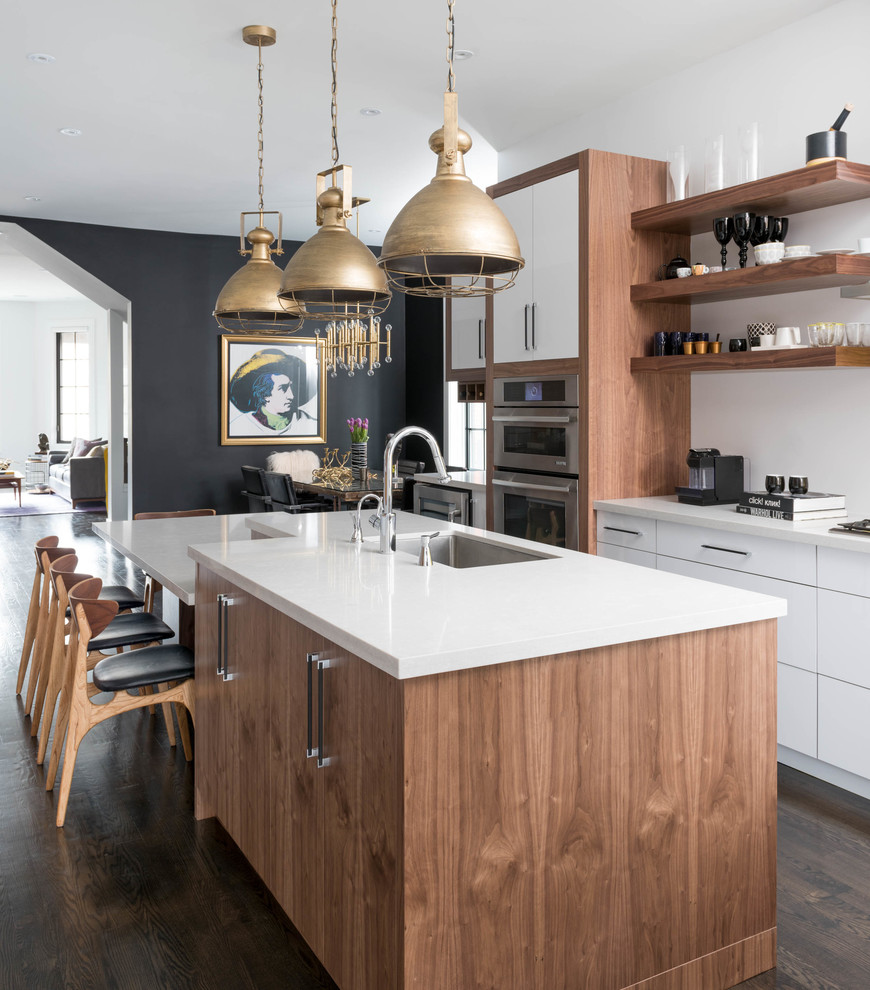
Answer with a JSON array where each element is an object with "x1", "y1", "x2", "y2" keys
[{"x1": 49, "y1": 451, "x2": 106, "y2": 508}]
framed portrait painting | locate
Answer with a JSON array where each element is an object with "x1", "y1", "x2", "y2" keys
[{"x1": 220, "y1": 335, "x2": 327, "y2": 445}]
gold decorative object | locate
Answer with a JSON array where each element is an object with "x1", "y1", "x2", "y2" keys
[
  {"x1": 214, "y1": 25, "x2": 304, "y2": 335},
  {"x1": 278, "y1": 0, "x2": 391, "y2": 332},
  {"x1": 312, "y1": 449, "x2": 353, "y2": 487},
  {"x1": 378, "y1": 0, "x2": 524, "y2": 298},
  {"x1": 321, "y1": 312, "x2": 391, "y2": 378}
]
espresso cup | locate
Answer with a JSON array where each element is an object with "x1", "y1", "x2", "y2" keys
[
  {"x1": 676, "y1": 268, "x2": 692, "y2": 278},
  {"x1": 729, "y1": 338, "x2": 748, "y2": 352},
  {"x1": 692, "y1": 264, "x2": 709, "y2": 275},
  {"x1": 784, "y1": 245, "x2": 811, "y2": 258},
  {"x1": 765, "y1": 474, "x2": 785, "y2": 494},
  {"x1": 708, "y1": 265, "x2": 723, "y2": 273},
  {"x1": 788, "y1": 476, "x2": 809, "y2": 495},
  {"x1": 758, "y1": 335, "x2": 774, "y2": 348}
]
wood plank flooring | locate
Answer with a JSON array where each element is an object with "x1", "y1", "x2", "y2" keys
[{"x1": 1, "y1": 513, "x2": 869, "y2": 989}]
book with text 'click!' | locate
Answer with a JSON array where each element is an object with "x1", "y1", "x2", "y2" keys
[{"x1": 739, "y1": 491, "x2": 846, "y2": 513}]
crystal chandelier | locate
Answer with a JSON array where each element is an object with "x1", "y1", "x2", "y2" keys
[
  {"x1": 213, "y1": 26, "x2": 304, "y2": 334},
  {"x1": 378, "y1": 0, "x2": 524, "y2": 298}
]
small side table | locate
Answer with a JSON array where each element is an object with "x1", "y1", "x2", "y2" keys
[
  {"x1": 25, "y1": 455, "x2": 51, "y2": 493},
  {"x1": 0, "y1": 472, "x2": 23, "y2": 507}
]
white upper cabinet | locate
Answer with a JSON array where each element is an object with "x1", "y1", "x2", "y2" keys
[
  {"x1": 492, "y1": 170, "x2": 579, "y2": 364},
  {"x1": 449, "y1": 295, "x2": 486, "y2": 372}
]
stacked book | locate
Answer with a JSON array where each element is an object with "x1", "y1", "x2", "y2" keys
[{"x1": 736, "y1": 491, "x2": 847, "y2": 521}]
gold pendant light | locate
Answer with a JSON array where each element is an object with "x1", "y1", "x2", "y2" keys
[
  {"x1": 378, "y1": 0, "x2": 524, "y2": 298},
  {"x1": 278, "y1": 0, "x2": 390, "y2": 337},
  {"x1": 214, "y1": 25, "x2": 304, "y2": 335}
]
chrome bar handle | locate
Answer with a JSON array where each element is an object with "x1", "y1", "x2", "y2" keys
[
  {"x1": 531, "y1": 302, "x2": 537, "y2": 350},
  {"x1": 524, "y1": 304, "x2": 530, "y2": 350},
  {"x1": 217, "y1": 595, "x2": 236, "y2": 681},
  {"x1": 478, "y1": 319, "x2": 485, "y2": 360},
  {"x1": 307, "y1": 652, "x2": 320, "y2": 759},
  {"x1": 216, "y1": 594, "x2": 226, "y2": 677},
  {"x1": 701, "y1": 544, "x2": 752, "y2": 557},
  {"x1": 317, "y1": 658, "x2": 333, "y2": 768}
]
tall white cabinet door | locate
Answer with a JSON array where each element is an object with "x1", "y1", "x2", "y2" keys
[
  {"x1": 450, "y1": 296, "x2": 486, "y2": 372},
  {"x1": 492, "y1": 186, "x2": 534, "y2": 364},
  {"x1": 777, "y1": 662, "x2": 817, "y2": 758},
  {"x1": 528, "y1": 171, "x2": 579, "y2": 361}
]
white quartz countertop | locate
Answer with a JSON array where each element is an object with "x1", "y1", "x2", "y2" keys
[
  {"x1": 185, "y1": 510, "x2": 785, "y2": 680},
  {"x1": 413, "y1": 470, "x2": 486, "y2": 491},
  {"x1": 93, "y1": 513, "x2": 259, "y2": 604},
  {"x1": 594, "y1": 495, "x2": 870, "y2": 552}
]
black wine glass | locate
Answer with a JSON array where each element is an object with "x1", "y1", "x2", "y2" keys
[
  {"x1": 732, "y1": 212, "x2": 755, "y2": 269},
  {"x1": 713, "y1": 216, "x2": 733, "y2": 271},
  {"x1": 771, "y1": 217, "x2": 789, "y2": 243},
  {"x1": 749, "y1": 215, "x2": 774, "y2": 246}
]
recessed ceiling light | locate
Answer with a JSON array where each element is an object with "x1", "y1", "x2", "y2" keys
[
  {"x1": 23, "y1": 195, "x2": 41, "y2": 202},
  {"x1": 27, "y1": 52, "x2": 56, "y2": 64},
  {"x1": 59, "y1": 128, "x2": 82, "y2": 137},
  {"x1": 359, "y1": 107, "x2": 381, "y2": 116},
  {"x1": 454, "y1": 49, "x2": 474, "y2": 60}
]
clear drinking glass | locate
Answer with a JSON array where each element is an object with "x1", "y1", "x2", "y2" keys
[
  {"x1": 737, "y1": 122, "x2": 760, "y2": 184},
  {"x1": 846, "y1": 322, "x2": 863, "y2": 345},
  {"x1": 832, "y1": 322, "x2": 845, "y2": 345},
  {"x1": 705, "y1": 134, "x2": 726, "y2": 192},
  {"x1": 667, "y1": 146, "x2": 689, "y2": 202}
]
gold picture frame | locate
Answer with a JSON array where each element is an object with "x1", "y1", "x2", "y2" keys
[{"x1": 220, "y1": 335, "x2": 327, "y2": 445}]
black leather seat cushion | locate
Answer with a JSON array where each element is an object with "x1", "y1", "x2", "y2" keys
[
  {"x1": 88, "y1": 612, "x2": 174, "y2": 651},
  {"x1": 92, "y1": 644, "x2": 194, "y2": 692},
  {"x1": 66, "y1": 585, "x2": 145, "y2": 618}
]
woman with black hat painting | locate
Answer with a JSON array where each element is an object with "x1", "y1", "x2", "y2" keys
[{"x1": 228, "y1": 348, "x2": 316, "y2": 437}]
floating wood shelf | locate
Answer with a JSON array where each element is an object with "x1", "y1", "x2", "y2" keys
[
  {"x1": 631, "y1": 161, "x2": 870, "y2": 235},
  {"x1": 631, "y1": 346, "x2": 870, "y2": 374},
  {"x1": 630, "y1": 254, "x2": 870, "y2": 304}
]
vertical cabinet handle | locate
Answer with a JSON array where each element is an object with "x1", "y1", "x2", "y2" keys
[
  {"x1": 216, "y1": 594, "x2": 236, "y2": 680},
  {"x1": 531, "y1": 302, "x2": 537, "y2": 350},
  {"x1": 306, "y1": 652, "x2": 320, "y2": 758},
  {"x1": 317, "y1": 658, "x2": 333, "y2": 768},
  {"x1": 524, "y1": 304, "x2": 530, "y2": 351},
  {"x1": 478, "y1": 319, "x2": 485, "y2": 360}
]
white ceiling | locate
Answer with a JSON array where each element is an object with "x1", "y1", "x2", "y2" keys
[
  {"x1": 1, "y1": 0, "x2": 842, "y2": 255},
  {"x1": 0, "y1": 240, "x2": 85, "y2": 302}
]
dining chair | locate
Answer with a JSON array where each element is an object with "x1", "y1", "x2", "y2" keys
[
  {"x1": 240, "y1": 466, "x2": 272, "y2": 512},
  {"x1": 263, "y1": 472, "x2": 331, "y2": 513},
  {"x1": 54, "y1": 578, "x2": 195, "y2": 827},
  {"x1": 133, "y1": 509, "x2": 217, "y2": 520}
]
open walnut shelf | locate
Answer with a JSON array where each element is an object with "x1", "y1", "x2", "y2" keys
[
  {"x1": 631, "y1": 346, "x2": 870, "y2": 374},
  {"x1": 631, "y1": 160, "x2": 870, "y2": 235},
  {"x1": 631, "y1": 254, "x2": 870, "y2": 304}
]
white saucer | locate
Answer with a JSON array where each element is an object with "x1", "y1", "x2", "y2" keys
[
  {"x1": 755, "y1": 343, "x2": 805, "y2": 350},
  {"x1": 817, "y1": 248, "x2": 854, "y2": 255},
  {"x1": 780, "y1": 254, "x2": 815, "y2": 261}
]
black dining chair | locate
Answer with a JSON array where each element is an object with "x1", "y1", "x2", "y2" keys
[
  {"x1": 263, "y1": 472, "x2": 332, "y2": 514},
  {"x1": 241, "y1": 465, "x2": 272, "y2": 512}
]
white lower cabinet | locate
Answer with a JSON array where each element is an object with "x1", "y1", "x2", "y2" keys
[
  {"x1": 818, "y1": 676, "x2": 870, "y2": 780},
  {"x1": 596, "y1": 543, "x2": 657, "y2": 569},
  {"x1": 777, "y1": 662, "x2": 817, "y2": 757},
  {"x1": 818, "y1": 588, "x2": 870, "y2": 689}
]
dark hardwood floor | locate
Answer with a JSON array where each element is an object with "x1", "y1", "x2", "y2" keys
[{"x1": 2, "y1": 512, "x2": 870, "y2": 989}]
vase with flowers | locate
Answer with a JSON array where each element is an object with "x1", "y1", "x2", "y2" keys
[{"x1": 348, "y1": 417, "x2": 369, "y2": 480}]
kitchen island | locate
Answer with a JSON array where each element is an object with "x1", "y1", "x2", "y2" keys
[{"x1": 190, "y1": 511, "x2": 784, "y2": 990}]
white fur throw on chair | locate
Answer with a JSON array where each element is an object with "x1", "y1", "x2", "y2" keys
[{"x1": 266, "y1": 449, "x2": 321, "y2": 482}]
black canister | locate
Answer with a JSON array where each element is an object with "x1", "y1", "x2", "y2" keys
[{"x1": 806, "y1": 129, "x2": 847, "y2": 165}]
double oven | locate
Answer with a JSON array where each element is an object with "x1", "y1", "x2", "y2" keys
[{"x1": 492, "y1": 374, "x2": 580, "y2": 551}]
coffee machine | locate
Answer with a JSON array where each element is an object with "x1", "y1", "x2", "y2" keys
[{"x1": 676, "y1": 448, "x2": 746, "y2": 505}]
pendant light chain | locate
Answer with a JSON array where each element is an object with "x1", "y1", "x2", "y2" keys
[
  {"x1": 331, "y1": 0, "x2": 340, "y2": 166},
  {"x1": 446, "y1": 0, "x2": 455, "y2": 93},
  {"x1": 256, "y1": 39, "x2": 265, "y2": 213}
]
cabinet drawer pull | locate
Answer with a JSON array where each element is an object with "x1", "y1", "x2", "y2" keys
[
  {"x1": 603, "y1": 525, "x2": 643, "y2": 537},
  {"x1": 701, "y1": 544, "x2": 752, "y2": 558},
  {"x1": 216, "y1": 594, "x2": 236, "y2": 680},
  {"x1": 307, "y1": 652, "x2": 320, "y2": 759},
  {"x1": 531, "y1": 301, "x2": 537, "y2": 350},
  {"x1": 478, "y1": 319, "x2": 485, "y2": 360},
  {"x1": 317, "y1": 658, "x2": 333, "y2": 768},
  {"x1": 524, "y1": 304, "x2": 530, "y2": 351}
]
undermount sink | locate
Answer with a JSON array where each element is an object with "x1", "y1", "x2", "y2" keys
[{"x1": 396, "y1": 532, "x2": 556, "y2": 568}]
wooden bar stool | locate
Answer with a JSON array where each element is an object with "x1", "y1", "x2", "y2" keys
[
  {"x1": 54, "y1": 578, "x2": 195, "y2": 827},
  {"x1": 17, "y1": 536, "x2": 60, "y2": 696}
]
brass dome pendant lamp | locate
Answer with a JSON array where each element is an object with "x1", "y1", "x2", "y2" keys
[
  {"x1": 278, "y1": 0, "x2": 391, "y2": 378},
  {"x1": 378, "y1": 0, "x2": 524, "y2": 298},
  {"x1": 213, "y1": 25, "x2": 304, "y2": 335}
]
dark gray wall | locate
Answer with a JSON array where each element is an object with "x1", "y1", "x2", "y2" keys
[
  {"x1": 403, "y1": 295, "x2": 446, "y2": 470},
  {"x1": 1, "y1": 215, "x2": 414, "y2": 513}
]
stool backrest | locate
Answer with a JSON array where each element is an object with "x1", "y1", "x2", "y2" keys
[
  {"x1": 68, "y1": 578, "x2": 118, "y2": 646},
  {"x1": 134, "y1": 509, "x2": 216, "y2": 519}
]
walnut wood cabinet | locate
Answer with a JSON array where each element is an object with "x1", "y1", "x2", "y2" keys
[{"x1": 195, "y1": 563, "x2": 777, "y2": 990}]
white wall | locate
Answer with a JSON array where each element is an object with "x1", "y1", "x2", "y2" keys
[
  {"x1": 499, "y1": 0, "x2": 870, "y2": 502},
  {"x1": 0, "y1": 299, "x2": 108, "y2": 466}
]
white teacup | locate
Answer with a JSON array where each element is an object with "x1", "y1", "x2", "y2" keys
[
  {"x1": 775, "y1": 326, "x2": 800, "y2": 346},
  {"x1": 758, "y1": 335, "x2": 775, "y2": 348},
  {"x1": 754, "y1": 243, "x2": 785, "y2": 265},
  {"x1": 784, "y1": 245, "x2": 812, "y2": 258},
  {"x1": 675, "y1": 267, "x2": 692, "y2": 278}
]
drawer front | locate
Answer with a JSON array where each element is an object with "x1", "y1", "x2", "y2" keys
[
  {"x1": 778, "y1": 662, "x2": 817, "y2": 757},
  {"x1": 657, "y1": 520, "x2": 816, "y2": 585},
  {"x1": 818, "y1": 675, "x2": 870, "y2": 781},
  {"x1": 818, "y1": 589, "x2": 870, "y2": 689},
  {"x1": 596, "y1": 512, "x2": 656, "y2": 553},
  {"x1": 818, "y1": 545, "x2": 870, "y2": 597},
  {"x1": 657, "y1": 556, "x2": 815, "y2": 672},
  {"x1": 596, "y1": 543, "x2": 657, "y2": 570}
]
